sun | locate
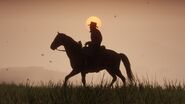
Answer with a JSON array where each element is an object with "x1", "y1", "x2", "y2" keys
[{"x1": 85, "y1": 16, "x2": 102, "y2": 28}]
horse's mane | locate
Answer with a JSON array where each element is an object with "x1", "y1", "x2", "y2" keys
[{"x1": 60, "y1": 33, "x2": 81, "y2": 49}]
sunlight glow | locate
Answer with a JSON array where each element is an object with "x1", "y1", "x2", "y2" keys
[{"x1": 86, "y1": 16, "x2": 102, "y2": 28}]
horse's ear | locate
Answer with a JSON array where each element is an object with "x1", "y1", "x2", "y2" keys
[{"x1": 57, "y1": 32, "x2": 60, "y2": 34}]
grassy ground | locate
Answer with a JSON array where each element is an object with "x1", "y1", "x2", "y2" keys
[{"x1": 0, "y1": 81, "x2": 185, "y2": 104}]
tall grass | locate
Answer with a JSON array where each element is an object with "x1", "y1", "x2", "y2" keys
[{"x1": 0, "y1": 80, "x2": 185, "y2": 104}]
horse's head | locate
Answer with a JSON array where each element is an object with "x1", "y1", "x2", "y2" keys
[{"x1": 50, "y1": 32, "x2": 66, "y2": 50}]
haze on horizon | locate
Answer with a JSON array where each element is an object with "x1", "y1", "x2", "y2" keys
[{"x1": 0, "y1": 0, "x2": 185, "y2": 84}]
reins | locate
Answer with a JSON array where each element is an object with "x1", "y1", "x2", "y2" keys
[{"x1": 56, "y1": 49, "x2": 66, "y2": 52}]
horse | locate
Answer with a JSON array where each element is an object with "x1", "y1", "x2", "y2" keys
[{"x1": 50, "y1": 32, "x2": 134, "y2": 86}]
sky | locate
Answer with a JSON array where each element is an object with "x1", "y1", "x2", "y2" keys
[{"x1": 0, "y1": 0, "x2": 185, "y2": 84}]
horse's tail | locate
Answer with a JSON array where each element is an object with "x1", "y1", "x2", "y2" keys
[{"x1": 119, "y1": 53, "x2": 134, "y2": 82}]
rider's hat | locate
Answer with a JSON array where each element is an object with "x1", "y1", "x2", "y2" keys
[{"x1": 89, "y1": 22, "x2": 97, "y2": 28}]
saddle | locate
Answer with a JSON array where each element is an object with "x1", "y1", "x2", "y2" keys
[
  {"x1": 82, "y1": 45, "x2": 106, "y2": 69},
  {"x1": 82, "y1": 45, "x2": 105, "y2": 56},
  {"x1": 77, "y1": 41, "x2": 106, "y2": 68}
]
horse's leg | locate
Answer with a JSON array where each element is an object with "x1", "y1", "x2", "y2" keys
[
  {"x1": 81, "y1": 72, "x2": 86, "y2": 87},
  {"x1": 107, "y1": 69, "x2": 117, "y2": 87},
  {"x1": 64, "y1": 70, "x2": 80, "y2": 85},
  {"x1": 115, "y1": 69, "x2": 126, "y2": 85}
]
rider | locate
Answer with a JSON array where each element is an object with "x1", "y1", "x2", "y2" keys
[{"x1": 85, "y1": 21, "x2": 102, "y2": 54}]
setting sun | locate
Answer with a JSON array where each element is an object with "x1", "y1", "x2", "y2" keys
[{"x1": 86, "y1": 16, "x2": 102, "y2": 28}]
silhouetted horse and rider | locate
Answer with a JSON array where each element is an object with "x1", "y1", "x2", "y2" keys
[{"x1": 50, "y1": 22, "x2": 134, "y2": 87}]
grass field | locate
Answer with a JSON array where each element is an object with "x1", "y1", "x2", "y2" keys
[{"x1": 0, "y1": 80, "x2": 185, "y2": 104}]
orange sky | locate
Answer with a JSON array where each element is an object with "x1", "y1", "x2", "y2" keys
[{"x1": 0, "y1": 0, "x2": 185, "y2": 84}]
